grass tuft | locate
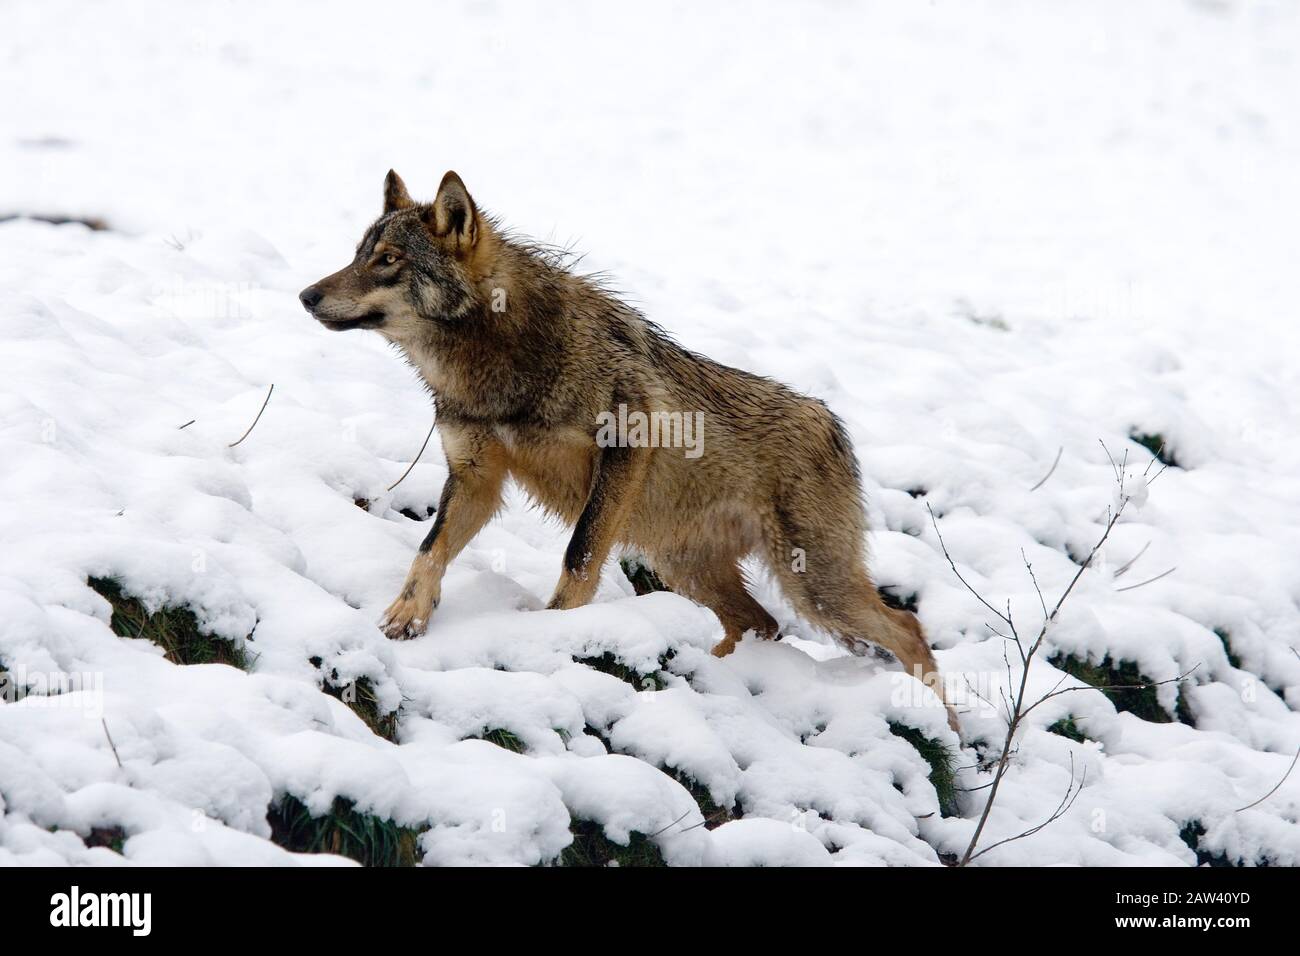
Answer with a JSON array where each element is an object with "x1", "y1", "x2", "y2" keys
[
  {"x1": 673, "y1": 771, "x2": 736, "y2": 829},
  {"x1": 84, "y1": 825, "x2": 127, "y2": 854},
  {"x1": 310, "y1": 657, "x2": 399, "y2": 742},
  {"x1": 267, "y1": 794, "x2": 424, "y2": 867},
  {"x1": 576, "y1": 651, "x2": 671, "y2": 691},
  {"x1": 478, "y1": 727, "x2": 527, "y2": 753},
  {"x1": 557, "y1": 820, "x2": 666, "y2": 867},
  {"x1": 1214, "y1": 628, "x2": 1242, "y2": 670},
  {"x1": 1179, "y1": 820, "x2": 1239, "y2": 868},
  {"x1": 619, "y1": 556, "x2": 671, "y2": 595},
  {"x1": 1047, "y1": 716, "x2": 1090, "y2": 743},
  {"x1": 889, "y1": 721, "x2": 959, "y2": 817},
  {"x1": 1049, "y1": 652, "x2": 1192, "y2": 725},
  {"x1": 90, "y1": 576, "x2": 250, "y2": 668},
  {"x1": 1130, "y1": 430, "x2": 1180, "y2": 469}
]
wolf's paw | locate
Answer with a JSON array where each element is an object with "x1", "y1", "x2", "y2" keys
[
  {"x1": 379, "y1": 591, "x2": 438, "y2": 641},
  {"x1": 710, "y1": 636, "x2": 739, "y2": 658}
]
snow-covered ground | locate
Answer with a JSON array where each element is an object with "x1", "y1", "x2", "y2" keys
[{"x1": 2, "y1": 0, "x2": 1298, "y2": 865}]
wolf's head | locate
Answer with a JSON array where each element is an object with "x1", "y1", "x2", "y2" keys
[{"x1": 299, "y1": 170, "x2": 485, "y2": 336}]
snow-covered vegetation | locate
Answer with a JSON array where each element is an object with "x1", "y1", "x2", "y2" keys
[{"x1": 1, "y1": 0, "x2": 1297, "y2": 865}]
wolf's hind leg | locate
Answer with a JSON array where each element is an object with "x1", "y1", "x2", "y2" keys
[
  {"x1": 381, "y1": 432, "x2": 506, "y2": 639},
  {"x1": 762, "y1": 488, "x2": 959, "y2": 731},
  {"x1": 656, "y1": 555, "x2": 778, "y2": 658}
]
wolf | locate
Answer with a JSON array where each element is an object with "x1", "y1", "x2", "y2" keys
[{"x1": 300, "y1": 171, "x2": 956, "y2": 729}]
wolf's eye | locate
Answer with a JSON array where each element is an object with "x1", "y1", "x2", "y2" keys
[{"x1": 383, "y1": 253, "x2": 398, "y2": 265}]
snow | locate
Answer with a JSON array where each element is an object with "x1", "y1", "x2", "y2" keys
[{"x1": 2, "y1": 0, "x2": 1299, "y2": 866}]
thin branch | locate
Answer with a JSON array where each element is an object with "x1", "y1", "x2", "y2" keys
[
  {"x1": 1098, "y1": 439, "x2": 1121, "y2": 485},
  {"x1": 679, "y1": 807, "x2": 734, "y2": 832},
  {"x1": 1113, "y1": 540, "x2": 1150, "y2": 578},
  {"x1": 1114, "y1": 566, "x2": 1176, "y2": 593},
  {"x1": 1022, "y1": 549, "x2": 1048, "y2": 623},
  {"x1": 228, "y1": 383, "x2": 274, "y2": 448},
  {"x1": 967, "y1": 760, "x2": 1087, "y2": 864},
  {"x1": 1029, "y1": 446, "x2": 1063, "y2": 492},
  {"x1": 955, "y1": 464, "x2": 1131, "y2": 866},
  {"x1": 386, "y1": 418, "x2": 437, "y2": 492},
  {"x1": 648, "y1": 807, "x2": 693, "y2": 837},
  {"x1": 961, "y1": 674, "x2": 1001, "y2": 715},
  {"x1": 928, "y1": 504, "x2": 1011, "y2": 627},
  {"x1": 101, "y1": 718, "x2": 123, "y2": 769},
  {"x1": 1141, "y1": 442, "x2": 1168, "y2": 483},
  {"x1": 1234, "y1": 745, "x2": 1300, "y2": 813},
  {"x1": 1019, "y1": 666, "x2": 1199, "y2": 722}
]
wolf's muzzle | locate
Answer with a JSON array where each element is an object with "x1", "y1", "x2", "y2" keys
[{"x1": 299, "y1": 285, "x2": 323, "y2": 310}]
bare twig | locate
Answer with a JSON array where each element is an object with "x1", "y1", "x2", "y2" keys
[
  {"x1": 1115, "y1": 566, "x2": 1176, "y2": 593},
  {"x1": 101, "y1": 718, "x2": 123, "y2": 769},
  {"x1": 1234, "y1": 745, "x2": 1300, "y2": 813},
  {"x1": 938, "y1": 457, "x2": 1134, "y2": 867},
  {"x1": 178, "y1": 419, "x2": 195, "y2": 430},
  {"x1": 648, "y1": 807, "x2": 693, "y2": 838},
  {"x1": 966, "y1": 758, "x2": 1087, "y2": 864},
  {"x1": 386, "y1": 418, "x2": 437, "y2": 492},
  {"x1": 1029, "y1": 447, "x2": 1064, "y2": 492},
  {"x1": 1019, "y1": 666, "x2": 1199, "y2": 722},
  {"x1": 228, "y1": 383, "x2": 274, "y2": 448},
  {"x1": 1113, "y1": 541, "x2": 1150, "y2": 578},
  {"x1": 1022, "y1": 549, "x2": 1048, "y2": 622},
  {"x1": 679, "y1": 807, "x2": 734, "y2": 832},
  {"x1": 927, "y1": 504, "x2": 1012, "y2": 629}
]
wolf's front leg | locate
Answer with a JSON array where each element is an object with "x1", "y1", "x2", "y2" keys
[
  {"x1": 548, "y1": 444, "x2": 648, "y2": 611},
  {"x1": 381, "y1": 430, "x2": 506, "y2": 640}
]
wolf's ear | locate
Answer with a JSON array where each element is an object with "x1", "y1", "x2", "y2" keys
[
  {"x1": 423, "y1": 170, "x2": 478, "y2": 251},
  {"x1": 383, "y1": 169, "x2": 414, "y2": 214}
]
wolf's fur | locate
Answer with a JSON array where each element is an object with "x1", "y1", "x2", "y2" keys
[{"x1": 301, "y1": 170, "x2": 956, "y2": 729}]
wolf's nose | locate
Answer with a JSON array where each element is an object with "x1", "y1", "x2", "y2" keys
[{"x1": 299, "y1": 286, "x2": 323, "y2": 310}]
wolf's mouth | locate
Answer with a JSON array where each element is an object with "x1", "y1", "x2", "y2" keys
[{"x1": 317, "y1": 311, "x2": 386, "y2": 331}]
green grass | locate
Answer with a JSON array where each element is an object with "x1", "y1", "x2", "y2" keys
[
  {"x1": 84, "y1": 825, "x2": 127, "y2": 854},
  {"x1": 1214, "y1": 628, "x2": 1242, "y2": 669},
  {"x1": 1179, "y1": 821, "x2": 1238, "y2": 868},
  {"x1": 673, "y1": 771, "x2": 736, "y2": 829},
  {"x1": 478, "y1": 727, "x2": 527, "y2": 753},
  {"x1": 576, "y1": 651, "x2": 670, "y2": 691},
  {"x1": 267, "y1": 795, "x2": 425, "y2": 866},
  {"x1": 557, "y1": 820, "x2": 666, "y2": 867},
  {"x1": 90, "y1": 576, "x2": 250, "y2": 668},
  {"x1": 1047, "y1": 716, "x2": 1089, "y2": 743},
  {"x1": 310, "y1": 657, "x2": 399, "y2": 742},
  {"x1": 1130, "y1": 430, "x2": 1180, "y2": 469},
  {"x1": 889, "y1": 722, "x2": 959, "y2": 817},
  {"x1": 1049, "y1": 653, "x2": 1191, "y2": 724},
  {"x1": 619, "y1": 556, "x2": 671, "y2": 595}
]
